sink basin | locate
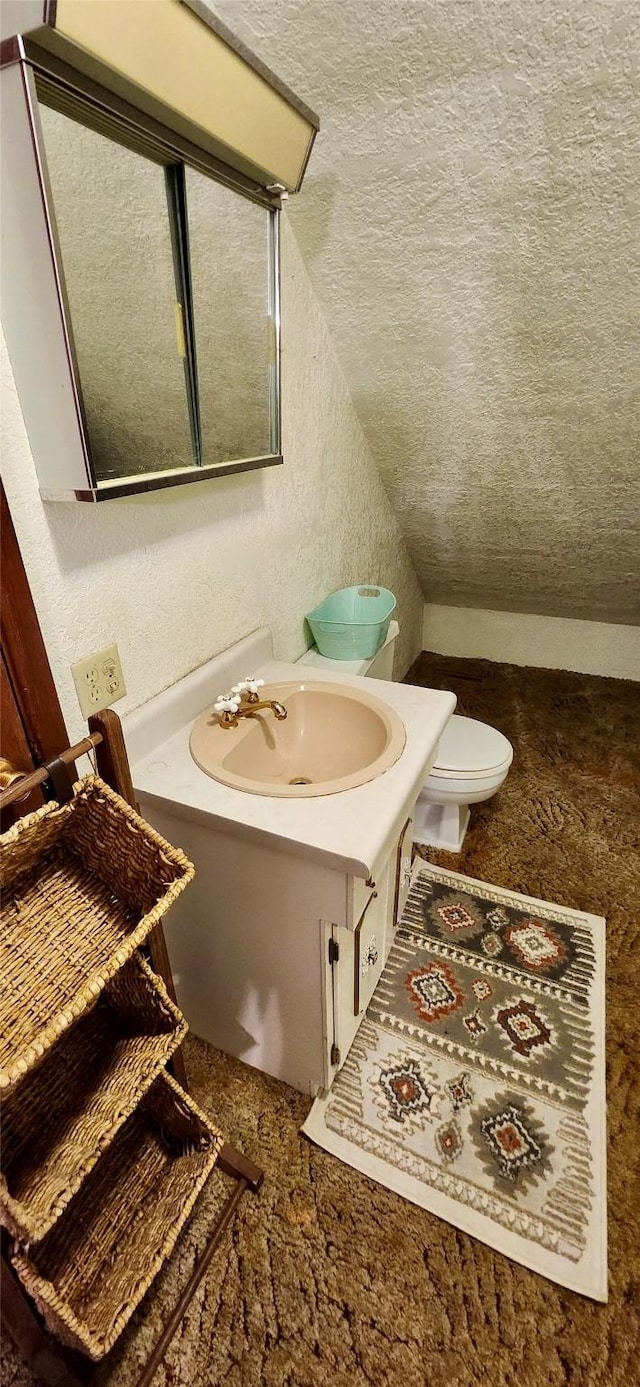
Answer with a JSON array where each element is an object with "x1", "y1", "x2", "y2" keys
[{"x1": 190, "y1": 680, "x2": 406, "y2": 797}]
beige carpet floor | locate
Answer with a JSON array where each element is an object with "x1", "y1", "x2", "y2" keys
[{"x1": 2, "y1": 656, "x2": 639, "y2": 1386}]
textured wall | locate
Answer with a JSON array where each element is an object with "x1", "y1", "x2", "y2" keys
[
  {"x1": 215, "y1": 0, "x2": 640, "y2": 625},
  {"x1": 0, "y1": 217, "x2": 423, "y2": 743}
]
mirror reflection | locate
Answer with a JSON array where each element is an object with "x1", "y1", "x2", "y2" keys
[
  {"x1": 37, "y1": 98, "x2": 278, "y2": 488},
  {"x1": 186, "y1": 167, "x2": 272, "y2": 466}
]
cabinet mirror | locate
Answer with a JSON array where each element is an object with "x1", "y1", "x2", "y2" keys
[{"x1": 35, "y1": 83, "x2": 280, "y2": 493}]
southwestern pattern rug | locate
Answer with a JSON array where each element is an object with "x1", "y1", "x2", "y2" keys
[{"x1": 303, "y1": 861, "x2": 607, "y2": 1300}]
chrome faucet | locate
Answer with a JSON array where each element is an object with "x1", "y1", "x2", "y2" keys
[{"x1": 214, "y1": 678, "x2": 288, "y2": 730}]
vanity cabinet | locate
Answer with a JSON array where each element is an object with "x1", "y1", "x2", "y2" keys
[
  {"x1": 127, "y1": 634, "x2": 455, "y2": 1094},
  {"x1": 141, "y1": 801, "x2": 417, "y2": 1096}
]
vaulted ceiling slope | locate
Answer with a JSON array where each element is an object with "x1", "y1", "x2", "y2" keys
[{"x1": 216, "y1": 0, "x2": 640, "y2": 623}]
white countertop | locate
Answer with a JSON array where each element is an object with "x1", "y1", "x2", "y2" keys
[{"x1": 129, "y1": 638, "x2": 456, "y2": 879}]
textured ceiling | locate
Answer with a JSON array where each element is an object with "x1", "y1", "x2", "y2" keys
[{"x1": 215, "y1": 0, "x2": 640, "y2": 623}]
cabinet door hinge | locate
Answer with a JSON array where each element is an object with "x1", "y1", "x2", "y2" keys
[
  {"x1": 330, "y1": 1043, "x2": 341, "y2": 1066},
  {"x1": 328, "y1": 939, "x2": 339, "y2": 965}
]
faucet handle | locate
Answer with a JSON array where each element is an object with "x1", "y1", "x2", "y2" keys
[
  {"x1": 231, "y1": 676, "x2": 265, "y2": 697},
  {"x1": 214, "y1": 690, "x2": 242, "y2": 714}
]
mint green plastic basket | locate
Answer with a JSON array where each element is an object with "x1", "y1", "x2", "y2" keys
[{"x1": 306, "y1": 585, "x2": 397, "y2": 661}]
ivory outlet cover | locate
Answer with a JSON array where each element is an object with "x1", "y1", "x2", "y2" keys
[{"x1": 71, "y1": 643, "x2": 126, "y2": 718}]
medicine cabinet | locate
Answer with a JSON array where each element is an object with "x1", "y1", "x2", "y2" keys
[{"x1": 0, "y1": 1, "x2": 318, "y2": 501}]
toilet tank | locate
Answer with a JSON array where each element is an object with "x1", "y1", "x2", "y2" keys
[{"x1": 298, "y1": 620, "x2": 399, "y2": 681}]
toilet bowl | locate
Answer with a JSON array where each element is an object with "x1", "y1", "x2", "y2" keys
[
  {"x1": 413, "y1": 715, "x2": 513, "y2": 851},
  {"x1": 298, "y1": 625, "x2": 513, "y2": 850}
]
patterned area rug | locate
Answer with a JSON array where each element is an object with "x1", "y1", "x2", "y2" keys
[{"x1": 303, "y1": 861, "x2": 607, "y2": 1300}]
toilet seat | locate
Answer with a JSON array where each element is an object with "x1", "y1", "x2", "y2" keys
[
  {"x1": 429, "y1": 756, "x2": 513, "y2": 783},
  {"x1": 430, "y1": 716, "x2": 513, "y2": 780}
]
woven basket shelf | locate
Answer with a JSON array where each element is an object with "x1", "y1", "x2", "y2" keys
[
  {"x1": 0, "y1": 777, "x2": 193, "y2": 1091},
  {"x1": 11, "y1": 1071, "x2": 223, "y2": 1361},
  {"x1": 1, "y1": 954, "x2": 188, "y2": 1243}
]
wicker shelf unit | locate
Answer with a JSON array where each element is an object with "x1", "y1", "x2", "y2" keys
[
  {"x1": 1, "y1": 719, "x2": 263, "y2": 1387},
  {"x1": 0, "y1": 778, "x2": 194, "y2": 1092},
  {"x1": 1, "y1": 954, "x2": 188, "y2": 1243},
  {"x1": 11, "y1": 1072, "x2": 223, "y2": 1360}
]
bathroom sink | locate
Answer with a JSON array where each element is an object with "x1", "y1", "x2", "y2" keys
[{"x1": 190, "y1": 680, "x2": 406, "y2": 797}]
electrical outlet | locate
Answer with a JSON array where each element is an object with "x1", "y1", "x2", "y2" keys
[{"x1": 71, "y1": 643, "x2": 126, "y2": 718}]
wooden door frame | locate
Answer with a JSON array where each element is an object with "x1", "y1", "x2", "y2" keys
[{"x1": 1, "y1": 479, "x2": 69, "y2": 768}]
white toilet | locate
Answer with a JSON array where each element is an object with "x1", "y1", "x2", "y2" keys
[
  {"x1": 298, "y1": 621, "x2": 513, "y2": 851},
  {"x1": 412, "y1": 716, "x2": 513, "y2": 851}
]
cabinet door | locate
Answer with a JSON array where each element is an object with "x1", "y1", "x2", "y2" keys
[
  {"x1": 392, "y1": 816, "x2": 414, "y2": 932},
  {"x1": 353, "y1": 883, "x2": 387, "y2": 1017},
  {"x1": 330, "y1": 868, "x2": 389, "y2": 1072},
  {"x1": 328, "y1": 815, "x2": 415, "y2": 1080}
]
